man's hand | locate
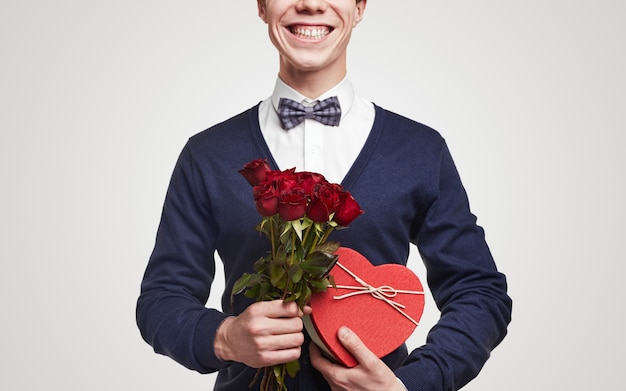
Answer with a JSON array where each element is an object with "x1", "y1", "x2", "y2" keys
[
  {"x1": 310, "y1": 326, "x2": 405, "y2": 391},
  {"x1": 214, "y1": 300, "x2": 310, "y2": 368}
]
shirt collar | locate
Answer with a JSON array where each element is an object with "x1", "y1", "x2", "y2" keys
[{"x1": 270, "y1": 76, "x2": 355, "y2": 120}]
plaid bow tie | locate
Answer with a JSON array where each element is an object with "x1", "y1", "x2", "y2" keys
[{"x1": 277, "y1": 96, "x2": 342, "y2": 130}]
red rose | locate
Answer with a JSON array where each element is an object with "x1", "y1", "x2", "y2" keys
[
  {"x1": 334, "y1": 191, "x2": 364, "y2": 227},
  {"x1": 239, "y1": 159, "x2": 271, "y2": 186},
  {"x1": 278, "y1": 188, "x2": 308, "y2": 221},
  {"x1": 296, "y1": 171, "x2": 327, "y2": 197},
  {"x1": 275, "y1": 176, "x2": 300, "y2": 194},
  {"x1": 266, "y1": 168, "x2": 296, "y2": 185},
  {"x1": 253, "y1": 183, "x2": 279, "y2": 216},
  {"x1": 307, "y1": 183, "x2": 341, "y2": 223}
]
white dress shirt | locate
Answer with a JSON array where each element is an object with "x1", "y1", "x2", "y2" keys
[
  {"x1": 258, "y1": 76, "x2": 375, "y2": 185},
  {"x1": 259, "y1": 78, "x2": 409, "y2": 390}
]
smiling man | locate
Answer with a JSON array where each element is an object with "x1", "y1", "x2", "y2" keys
[
  {"x1": 259, "y1": 0, "x2": 364, "y2": 98},
  {"x1": 136, "y1": 1, "x2": 512, "y2": 390}
]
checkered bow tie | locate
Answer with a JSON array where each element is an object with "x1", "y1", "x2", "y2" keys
[{"x1": 277, "y1": 96, "x2": 342, "y2": 130}]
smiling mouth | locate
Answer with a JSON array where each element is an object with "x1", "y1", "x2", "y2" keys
[{"x1": 289, "y1": 25, "x2": 332, "y2": 40}]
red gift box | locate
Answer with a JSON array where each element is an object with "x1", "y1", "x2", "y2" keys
[{"x1": 304, "y1": 247, "x2": 425, "y2": 367}]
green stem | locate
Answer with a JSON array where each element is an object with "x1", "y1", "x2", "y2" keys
[
  {"x1": 290, "y1": 229, "x2": 296, "y2": 266},
  {"x1": 278, "y1": 364, "x2": 286, "y2": 391},
  {"x1": 260, "y1": 366, "x2": 271, "y2": 391},
  {"x1": 308, "y1": 226, "x2": 322, "y2": 255},
  {"x1": 320, "y1": 226, "x2": 335, "y2": 244},
  {"x1": 280, "y1": 229, "x2": 297, "y2": 302},
  {"x1": 301, "y1": 224, "x2": 313, "y2": 250},
  {"x1": 270, "y1": 217, "x2": 277, "y2": 259}
]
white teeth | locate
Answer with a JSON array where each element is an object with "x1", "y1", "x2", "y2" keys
[{"x1": 291, "y1": 26, "x2": 329, "y2": 39}]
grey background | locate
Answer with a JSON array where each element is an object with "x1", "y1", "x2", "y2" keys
[{"x1": 1, "y1": 1, "x2": 624, "y2": 390}]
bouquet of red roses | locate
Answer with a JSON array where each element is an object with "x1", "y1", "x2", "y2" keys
[{"x1": 233, "y1": 158, "x2": 363, "y2": 391}]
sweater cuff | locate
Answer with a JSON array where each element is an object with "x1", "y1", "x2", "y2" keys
[
  {"x1": 193, "y1": 308, "x2": 233, "y2": 372},
  {"x1": 396, "y1": 361, "x2": 443, "y2": 391}
]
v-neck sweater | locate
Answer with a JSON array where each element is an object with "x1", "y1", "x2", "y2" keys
[{"x1": 137, "y1": 104, "x2": 512, "y2": 391}]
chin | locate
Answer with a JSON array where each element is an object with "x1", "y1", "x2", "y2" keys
[{"x1": 284, "y1": 50, "x2": 343, "y2": 72}]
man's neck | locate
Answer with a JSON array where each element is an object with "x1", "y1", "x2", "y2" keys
[{"x1": 278, "y1": 65, "x2": 347, "y2": 99}]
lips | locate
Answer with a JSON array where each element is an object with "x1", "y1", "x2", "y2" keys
[{"x1": 289, "y1": 25, "x2": 332, "y2": 39}]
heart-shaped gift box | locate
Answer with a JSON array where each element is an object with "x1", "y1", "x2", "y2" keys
[{"x1": 304, "y1": 247, "x2": 425, "y2": 367}]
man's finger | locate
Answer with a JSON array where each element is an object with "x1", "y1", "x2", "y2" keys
[
  {"x1": 249, "y1": 300, "x2": 303, "y2": 318},
  {"x1": 309, "y1": 342, "x2": 331, "y2": 372},
  {"x1": 337, "y1": 326, "x2": 377, "y2": 367}
]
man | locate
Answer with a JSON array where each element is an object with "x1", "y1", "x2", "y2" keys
[{"x1": 136, "y1": 1, "x2": 512, "y2": 390}]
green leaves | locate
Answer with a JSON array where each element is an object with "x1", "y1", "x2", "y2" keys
[
  {"x1": 231, "y1": 272, "x2": 268, "y2": 304},
  {"x1": 231, "y1": 273, "x2": 252, "y2": 297},
  {"x1": 315, "y1": 241, "x2": 340, "y2": 254},
  {"x1": 231, "y1": 217, "x2": 342, "y2": 390},
  {"x1": 285, "y1": 359, "x2": 300, "y2": 378},
  {"x1": 301, "y1": 251, "x2": 339, "y2": 279}
]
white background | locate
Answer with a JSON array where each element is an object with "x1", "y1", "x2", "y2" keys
[{"x1": 1, "y1": 1, "x2": 624, "y2": 390}]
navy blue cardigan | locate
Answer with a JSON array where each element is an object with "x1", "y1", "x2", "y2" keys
[{"x1": 136, "y1": 104, "x2": 512, "y2": 390}]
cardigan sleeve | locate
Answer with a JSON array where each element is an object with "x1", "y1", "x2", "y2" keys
[
  {"x1": 396, "y1": 144, "x2": 512, "y2": 390},
  {"x1": 136, "y1": 143, "x2": 231, "y2": 373}
]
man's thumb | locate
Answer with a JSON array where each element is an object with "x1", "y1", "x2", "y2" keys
[{"x1": 338, "y1": 326, "x2": 373, "y2": 365}]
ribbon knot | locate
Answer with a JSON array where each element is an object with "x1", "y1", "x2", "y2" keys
[
  {"x1": 331, "y1": 262, "x2": 424, "y2": 326},
  {"x1": 277, "y1": 96, "x2": 342, "y2": 130},
  {"x1": 339, "y1": 284, "x2": 401, "y2": 302}
]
